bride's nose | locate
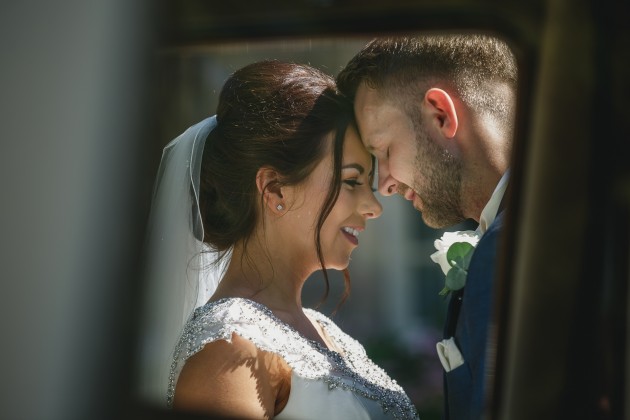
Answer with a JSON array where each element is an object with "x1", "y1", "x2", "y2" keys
[{"x1": 361, "y1": 191, "x2": 383, "y2": 220}]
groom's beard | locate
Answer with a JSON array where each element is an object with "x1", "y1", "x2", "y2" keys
[{"x1": 411, "y1": 121, "x2": 465, "y2": 229}]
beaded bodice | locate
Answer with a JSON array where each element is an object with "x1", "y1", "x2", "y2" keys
[{"x1": 167, "y1": 297, "x2": 419, "y2": 419}]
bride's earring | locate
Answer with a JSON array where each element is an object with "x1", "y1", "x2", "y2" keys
[{"x1": 276, "y1": 204, "x2": 284, "y2": 211}]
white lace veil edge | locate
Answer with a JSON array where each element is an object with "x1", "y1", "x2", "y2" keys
[{"x1": 136, "y1": 115, "x2": 230, "y2": 406}]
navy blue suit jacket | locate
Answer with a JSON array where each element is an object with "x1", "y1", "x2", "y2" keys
[{"x1": 443, "y1": 210, "x2": 504, "y2": 420}]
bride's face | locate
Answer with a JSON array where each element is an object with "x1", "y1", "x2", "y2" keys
[{"x1": 286, "y1": 125, "x2": 383, "y2": 271}]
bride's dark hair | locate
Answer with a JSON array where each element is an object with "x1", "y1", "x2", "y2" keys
[{"x1": 199, "y1": 60, "x2": 355, "y2": 305}]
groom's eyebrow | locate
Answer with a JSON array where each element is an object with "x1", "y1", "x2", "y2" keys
[{"x1": 342, "y1": 163, "x2": 365, "y2": 174}]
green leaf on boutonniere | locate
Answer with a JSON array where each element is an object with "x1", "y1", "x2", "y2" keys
[
  {"x1": 438, "y1": 242, "x2": 476, "y2": 297},
  {"x1": 444, "y1": 265, "x2": 467, "y2": 292},
  {"x1": 447, "y1": 242, "x2": 475, "y2": 271}
]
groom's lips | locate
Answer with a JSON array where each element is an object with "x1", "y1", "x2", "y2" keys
[
  {"x1": 414, "y1": 195, "x2": 424, "y2": 211},
  {"x1": 405, "y1": 189, "x2": 424, "y2": 211},
  {"x1": 401, "y1": 186, "x2": 424, "y2": 212}
]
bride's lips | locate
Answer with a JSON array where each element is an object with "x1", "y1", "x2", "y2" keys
[{"x1": 341, "y1": 226, "x2": 362, "y2": 246}]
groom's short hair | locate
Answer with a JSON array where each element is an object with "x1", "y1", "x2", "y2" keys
[{"x1": 337, "y1": 34, "x2": 518, "y2": 125}]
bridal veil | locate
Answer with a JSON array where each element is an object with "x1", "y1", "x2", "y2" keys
[{"x1": 136, "y1": 116, "x2": 228, "y2": 405}]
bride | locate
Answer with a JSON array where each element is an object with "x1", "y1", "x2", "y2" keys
[{"x1": 140, "y1": 60, "x2": 419, "y2": 419}]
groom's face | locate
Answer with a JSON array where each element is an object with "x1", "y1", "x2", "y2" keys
[{"x1": 354, "y1": 82, "x2": 464, "y2": 228}]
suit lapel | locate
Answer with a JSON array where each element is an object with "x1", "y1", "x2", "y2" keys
[{"x1": 444, "y1": 288, "x2": 464, "y2": 338}]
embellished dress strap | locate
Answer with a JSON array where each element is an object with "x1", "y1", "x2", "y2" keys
[{"x1": 304, "y1": 309, "x2": 419, "y2": 419}]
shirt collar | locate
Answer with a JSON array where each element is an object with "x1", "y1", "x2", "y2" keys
[{"x1": 477, "y1": 169, "x2": 510, "y2": 234}]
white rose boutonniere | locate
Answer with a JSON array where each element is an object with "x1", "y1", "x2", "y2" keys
[{"x1": 430, "y1": 230, "x2": 480, "y2": 297}]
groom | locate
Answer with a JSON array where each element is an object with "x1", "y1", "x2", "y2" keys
[{"x1": 337, "y1": 35, "x2": 517, "y2": 419}]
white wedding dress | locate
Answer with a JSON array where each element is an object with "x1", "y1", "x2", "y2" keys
[{"x1": 167, "y1": 297, "x2": 420, "y2": 419}]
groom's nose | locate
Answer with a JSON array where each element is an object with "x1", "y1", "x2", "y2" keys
[{"x1": 377, "y1": 162, "x2": 398, "y2": 196}]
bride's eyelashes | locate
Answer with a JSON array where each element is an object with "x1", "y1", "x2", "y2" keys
[
  {"x1": 343, "y1": 178, "x2": 377, "y2": 192},
  {"x1": 343, "y1": 179, "x2": 363, "y2": 188}
]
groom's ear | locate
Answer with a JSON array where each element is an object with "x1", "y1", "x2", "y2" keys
[
  {"x1": 424, "y1": 88, "x2": 459, "y2": 139},
  {"x1": 256, "y1": 167, "x2": 286, "y2": 214}
]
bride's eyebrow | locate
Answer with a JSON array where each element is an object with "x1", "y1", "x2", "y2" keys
[{"x1": 341, "y1": 163, "x2": 365, "y2": 174}]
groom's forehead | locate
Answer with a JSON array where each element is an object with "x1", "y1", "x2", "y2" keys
[{"x1": 354, "y1": 81, "x2": 384, "y2": 110}]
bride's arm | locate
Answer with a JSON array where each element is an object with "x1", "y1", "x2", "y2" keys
[{"x1": 172, "y1": 332, "x2": 291, "y2": 418}]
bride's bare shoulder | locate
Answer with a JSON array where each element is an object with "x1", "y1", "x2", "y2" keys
[{"x1": 173, "y1": 332, "x2": 291, "y2": 418}]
